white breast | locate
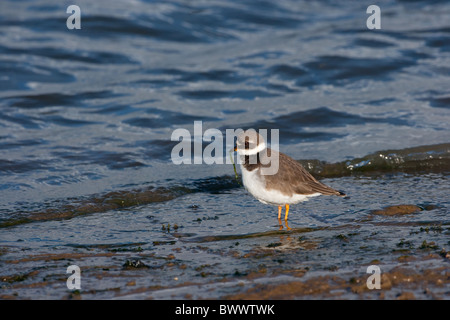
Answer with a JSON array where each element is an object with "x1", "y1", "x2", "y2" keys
[{"x1": 240, "y1": 166, "x2": 320, "y2": 206}]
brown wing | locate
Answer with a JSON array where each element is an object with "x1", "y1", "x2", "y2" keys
[{"x1": 263, "y1": 149, "x2": 343, "y2": 196}]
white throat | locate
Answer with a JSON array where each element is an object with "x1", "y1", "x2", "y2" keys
[{"x1": 238, "y1": 142, "x2": 266, "y2": 156}]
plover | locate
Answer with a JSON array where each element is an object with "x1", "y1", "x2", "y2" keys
[{"x1": 234, "y1": 129, "x2": 345, "y2": 224}]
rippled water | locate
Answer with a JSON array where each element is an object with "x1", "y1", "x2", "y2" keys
[{"x1": 0, "y1": 0, "x2": 449, "y2": 299}]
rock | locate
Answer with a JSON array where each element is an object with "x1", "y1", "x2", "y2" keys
[{"x1": 371, "y1": 205, "x2": 421, "y2": 216}]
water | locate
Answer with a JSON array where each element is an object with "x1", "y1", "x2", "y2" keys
[{"x1": 0, "y1": 0, "x2": 449, "y2": 299}]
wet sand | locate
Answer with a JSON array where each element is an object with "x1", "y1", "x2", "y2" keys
[
  {"x1": 1, "y1": 195, "x2": 448, "y2": 299},
  {"x1": 1, "y1": 235, "x2": 448, "y2": 300}
]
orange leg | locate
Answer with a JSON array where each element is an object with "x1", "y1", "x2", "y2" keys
[
  {"x1": 284, "y1": 204, "x2": 290, "y2": 221},
  {"x1": 277, "y1": 206, "x2": 283, "y2": 230}
]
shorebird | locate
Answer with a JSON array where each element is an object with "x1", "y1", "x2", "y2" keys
[{"x1": 234, "y1": 129, "x2": 345, "y2": 226}]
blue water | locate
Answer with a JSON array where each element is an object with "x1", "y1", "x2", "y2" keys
[{"x1": 0, "y1": 0, "x2": 449, "y2": 299}]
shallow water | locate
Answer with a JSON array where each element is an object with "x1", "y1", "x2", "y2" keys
[{"x1": 0, "y1": 0, "x2": 449, "y2": 299}]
